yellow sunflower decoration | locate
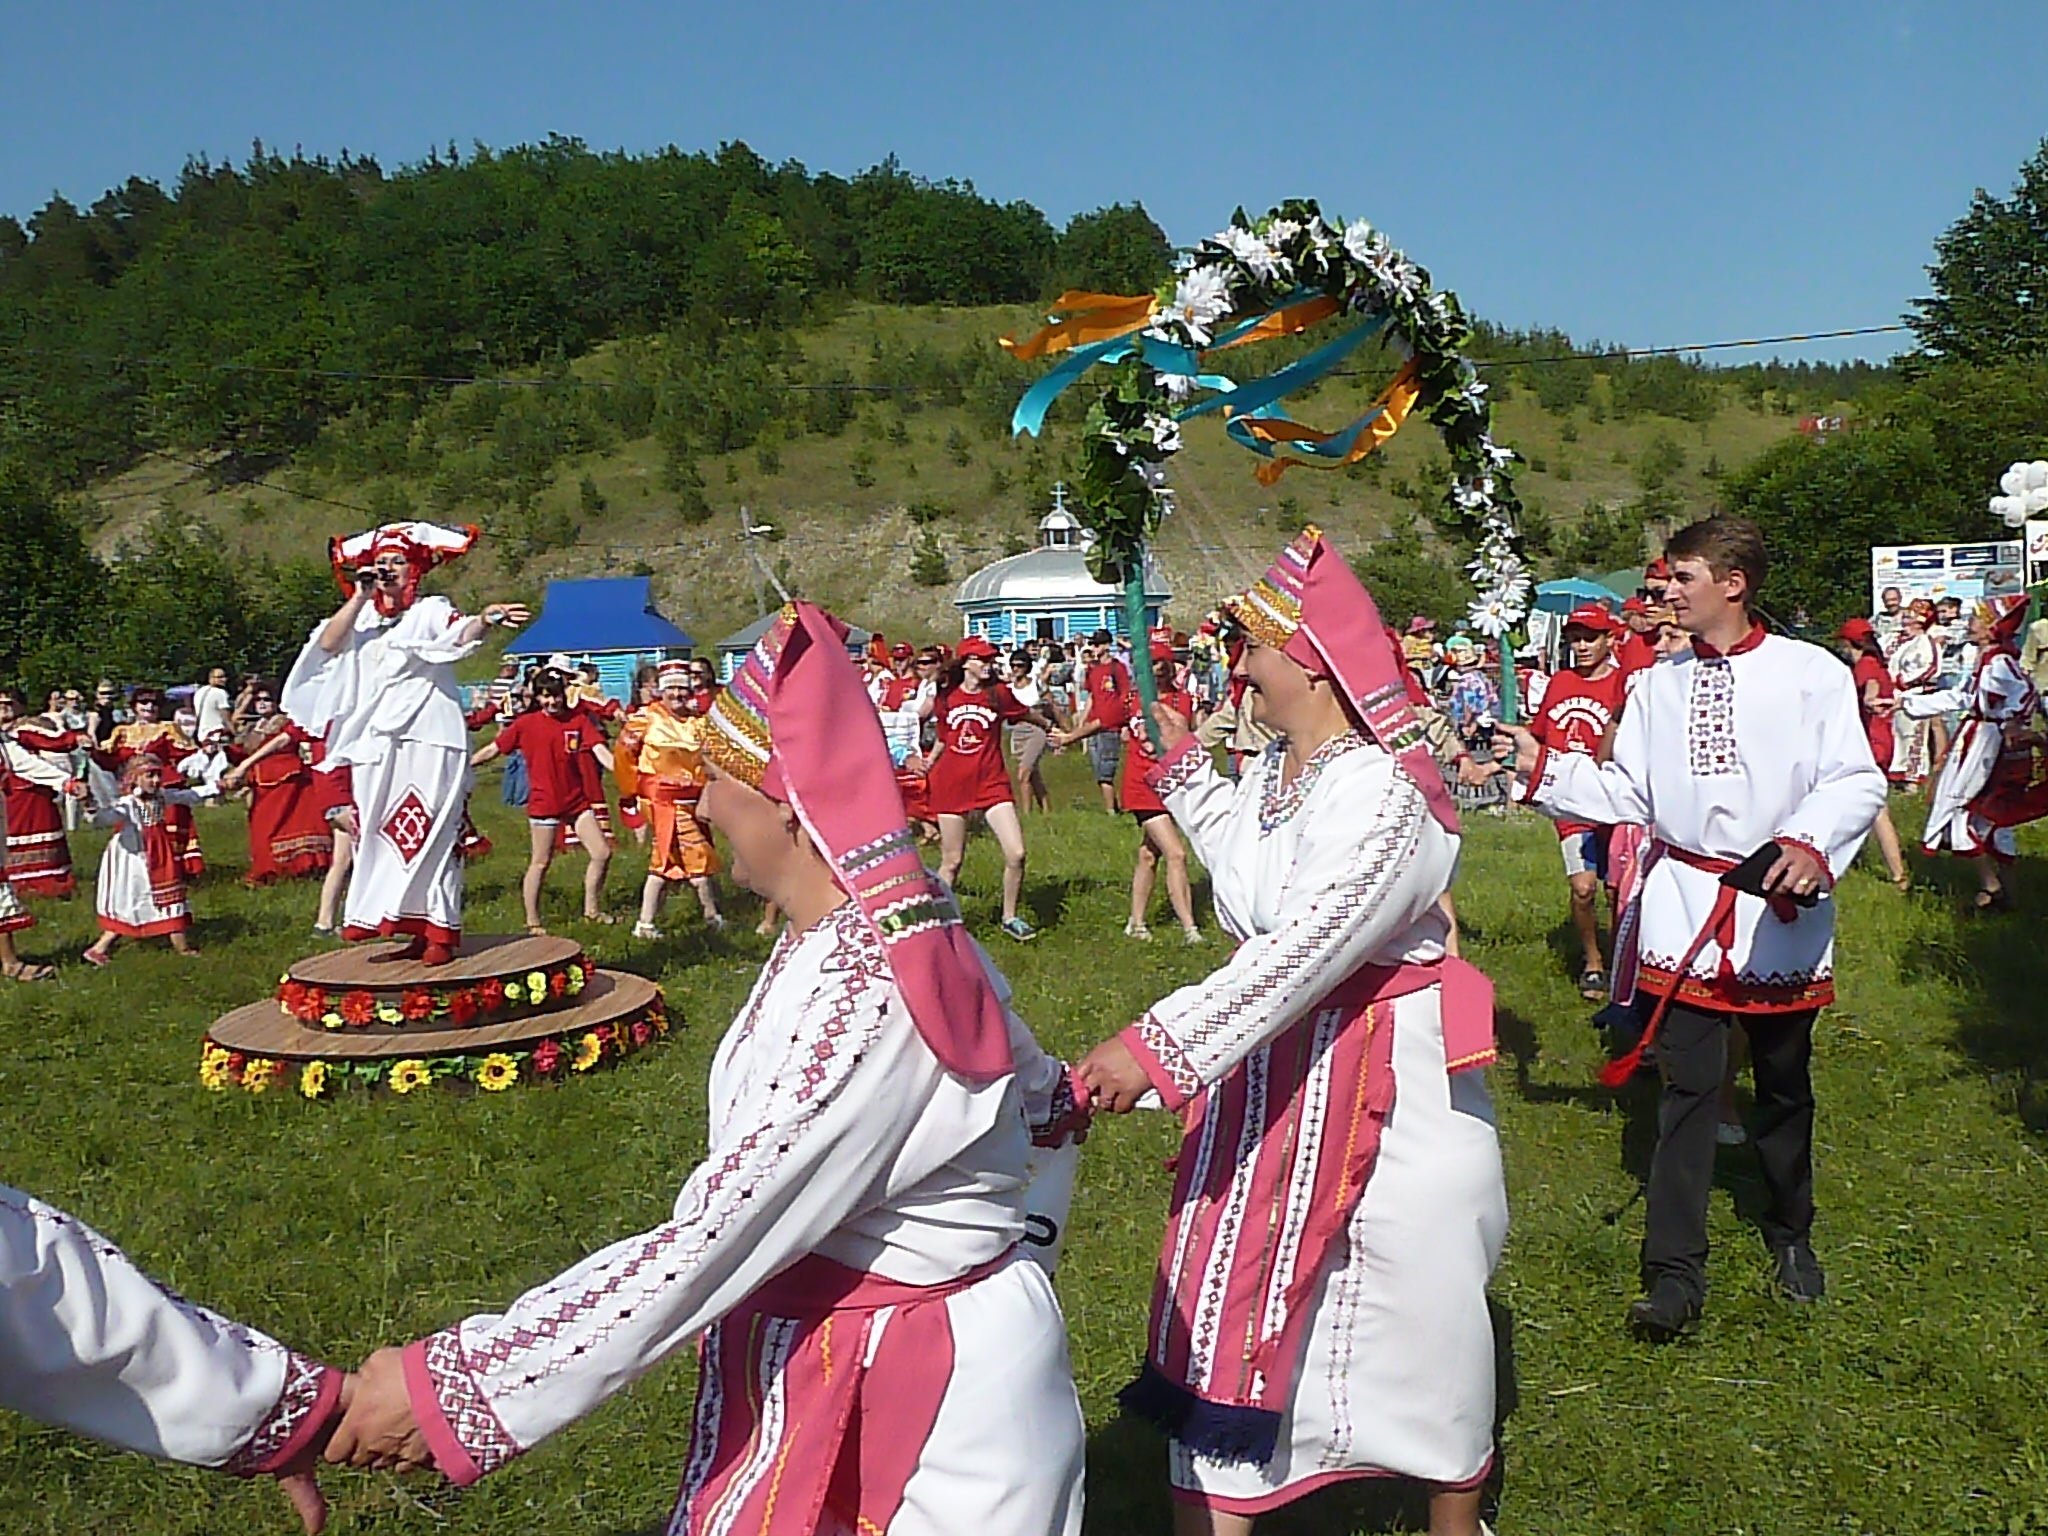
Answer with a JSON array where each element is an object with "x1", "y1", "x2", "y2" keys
[
  {"x1": 241, "y1": 1058, "x2": 282, "y2": 1094},
  {"x1": 571, "y1": 1032, "x2": 604, "y2": 1072},
  {"x1": 299, "y1": 1061, "x2": 330, "y2": 1100},
  {"x1": 390, "y1": 1059, "x2": 432, "y2": 1094},
  {"x1": 199, "y1": 1045, "x2": 234, "y2": 1092},
  {"x1": 476, "y1": 1053, "x2": 520, "y2": 1092}
]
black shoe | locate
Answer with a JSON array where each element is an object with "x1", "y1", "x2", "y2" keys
[
  {"x1": 1773, "y1": 1241, "x2": 1826, "y2": 1304},
  {"x1": 1626, "y1": 1278, "x2": 1701, "y2": 1342}
]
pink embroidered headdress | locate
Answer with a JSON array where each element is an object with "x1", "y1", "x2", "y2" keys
[
  {"x1": 1227, "y1": 524, "x2": 1460, "y2": 834},
  {"x1": 701, "y1": 604, "x2": 1014, "y2": 1083}
]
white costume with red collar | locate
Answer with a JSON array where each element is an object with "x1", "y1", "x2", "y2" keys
[
  {"x1": 1522, "y1": 626, "x2": 1885, "y2": 1016},
  {"x1": 1899, "y1": 622, "x2": 2043, "y2": 860}
]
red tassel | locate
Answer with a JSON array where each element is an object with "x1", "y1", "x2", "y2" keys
[{"x1": 1598, "y1": 1044, "x2": 1647, "y2": 1089}]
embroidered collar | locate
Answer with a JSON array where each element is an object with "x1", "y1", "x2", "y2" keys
[
  {"x1": 1259, "y1": 730, "x2": 1365, "y2": 831},
  {"x1": 1692, "y1": 623, "x2": 1766, "y2": 660}
]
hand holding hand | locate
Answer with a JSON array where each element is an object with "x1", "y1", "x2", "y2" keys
[
  {"x1": 324, "y1": 1346, "x2": 430, "y2": 1474},
  {"x1": 1075, "y1": 1035, "x2": 1152, "y2": 1114},
  {"x1": 1491, "y1": 723, "x2": 1540, "y2": 778},
  {"x1": 266, "y1": 1372, "x2": 353, "y2": 1534}
]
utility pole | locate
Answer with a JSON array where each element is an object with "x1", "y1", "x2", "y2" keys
[{"x1": 737, "y1": 505, "x2": 790, "y2": 617}]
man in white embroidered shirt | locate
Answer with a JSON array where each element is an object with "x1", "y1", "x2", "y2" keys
[{"x1": 1498, "y1": 516, "x2": 1885, "y2": 1341}]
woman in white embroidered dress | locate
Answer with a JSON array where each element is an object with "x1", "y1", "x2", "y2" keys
[
  {"x1": 1886, "y1": 599, "x2": 1943, "y2": 785},
  {"x1": 1076, "y1": 529, "x2": 1507, "y2": 1536},
  {"x1": 1890, "y1": 593, "x2": 2044, "y2": 910},
  {"x1": 323, "y1": 603, "x2": 1087, "y2": 1536}
]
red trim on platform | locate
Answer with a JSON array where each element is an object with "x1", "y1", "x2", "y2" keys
[
  {"x1": 342, "y1": 917, "x2": 461, "y2": 946},
  {"x1": 98, "y1": 912, "x2": 189, "y2": 938}
]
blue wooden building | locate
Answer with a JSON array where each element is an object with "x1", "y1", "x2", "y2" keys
[
  {"x1": 505, "y1": 576, "x2": 693, "y2": 702},
  {"x1": 955, "y1": 496, "x2": 1172, "y2": 648}
]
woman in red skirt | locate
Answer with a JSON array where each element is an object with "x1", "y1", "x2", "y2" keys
[
  {"x1": 219, "y1": 678, "x2": 333, "y2": 886},
  {"x1": 920, "y1": 636, "x2": 1056, "y2": 941},
  {"x1": 102, "y1": 689, "x2": 204, "y2": 878},
  {"x1": 1838, "y1": 617, "x2": 1911, "y2": 889}
]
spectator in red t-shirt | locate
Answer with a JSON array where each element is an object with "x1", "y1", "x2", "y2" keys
[
  {"x1": 1080, "y1": 628, "x2": 1132, "y2": 814},
  {"x1": 1614, "y1": 596, "x2": 1661, "y2": 675},
  {"x1": 918, "y1": 636, "x2": 1056, "y2": 941},
  {"x1": 470, "y1": 670, "x2": 616, "y2": 933},
  {"x1": 1836, "y1": 618, "x2": 1911, "y2": 890},
  {"x1": 1533, "y1": 604, "x2": 1630, "y2": 997},
  {"x1": 1053, "y1": 639, "x2": 1206, "y2": 944}
]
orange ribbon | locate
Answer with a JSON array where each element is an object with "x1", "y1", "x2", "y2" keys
[
  {"x1": 1231, "y1": 359, "x2": 1423, "y2": 485},
  {"x1": 1000, "y1": 291, "x2": 1159, "y2": 360}
]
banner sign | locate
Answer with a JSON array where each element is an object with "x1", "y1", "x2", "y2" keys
[{"x1": 1870, "y1": 541, "x2": 2025, "y2": 612}]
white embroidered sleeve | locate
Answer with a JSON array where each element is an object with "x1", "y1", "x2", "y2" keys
[
  {"x1": 403, "y1": 980, "x2": 937, "y2": 1485},
  {"x1": 1154, "y1": 737, "x2": 1246, "y2": 872},
  {"x1": 388, "y1": 597, "x2": 485, "y2": 667},
  {"x1": 1523, "y1": 688, "x2": 1653, "y2": 829},
  {"x1": 1122, "y1": 765, "x2": 1439, "y2": 1108},
  {"x1": 1773, "y1": 660, "x2": 1887, "y2": 880},
  {"x1": 3, "y1": 742, "x2": 73, "y2": 792},
  {"x1": 0, "y1": 1185, "x2": 338, "y2": 1474},
  {"x1": 1895, "y1": 684, "x2": 1966, "y2": 719}
]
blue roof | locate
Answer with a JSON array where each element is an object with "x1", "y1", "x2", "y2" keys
[{"x1": 506, "y1": 577, "x2": 693, "y2": 655}]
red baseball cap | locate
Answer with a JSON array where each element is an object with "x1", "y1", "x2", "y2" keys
[
  {"x1": 1563, "y1": 603, "x2": 1618, "y2": 634},
  {"x1": 1620, "y1": 596, "x2": 1649, "y2": 615},
  {"x1": 955, "y1": 635, "x2": 999, "y2": 660},
  {"x1": 890, "y1": 642, "x2": 914, "y2": 659},
  {"x1": 1837, "y1": 616, "x2": 1876, "y2": 644},
  {"x1": 1644, "y1": 557, "x2": 1672, "y2": 581}
]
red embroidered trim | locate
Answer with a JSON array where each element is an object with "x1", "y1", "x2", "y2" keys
[
  {"x1": 1685, "y1": 658, "x2": 1741, "y2": 778},
  {"x1": 223, "y1": 1353, "x2": 340, "y2": 1477},
  {"x1": 411, "y1": 1328, "x2": 519, "y2": 1482},
  {"x1": 1635, "y1": 960, "x2": 1834, "y2": 1015}
]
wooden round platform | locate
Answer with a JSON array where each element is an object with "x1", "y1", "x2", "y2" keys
[
  {"x1": 210, "y1": 970, "x2": 660, "y2": 1060},
  {"x1": 287, "y1": 934, "x2": 585, "y2": 989}
]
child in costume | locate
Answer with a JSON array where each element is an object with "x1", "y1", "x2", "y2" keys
[{"x1": 83, "y1": 755, "x2": 219, "y2": 962}]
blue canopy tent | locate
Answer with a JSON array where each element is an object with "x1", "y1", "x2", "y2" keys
[
  {"x1": 1533, "y1": 576, "x2": 1625, "y2": 614},
  {"x1": 505, "y1": 577, "x2": 694, "y2": 702}
]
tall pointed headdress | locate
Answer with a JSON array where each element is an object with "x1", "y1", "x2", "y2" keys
[
  {"x1": 1227, "y1": 525, "x2": 1459, "y2": 833},
  {"x1": 701, "y1": 604, "x2": 1014, "y2": 1082},
  {"x1": 327, "y1": 521, "x2": 480, "y2": 601}
]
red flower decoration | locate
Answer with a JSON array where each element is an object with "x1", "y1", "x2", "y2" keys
[
  {"x1": 549, "y1": 970, "x2": 568, "y2": 999},
  {"x1": 447, "y1": 988, "x2": 480, "y2": 1025},
  {"x1": 298, "y1": 986, "x2": 327, "y2": 1022},
  {"x1": 339, "y1": 990, "x2": 377, "y2": 1027},
  {"x1": 226, "y1": 1051, "x2": 246, "y2": 1075},
  {"x1": 595, "y1": 1023, "x2": 616, "y2": 1046},
  {"x1": 630, "y1": 1020, "x2": 653, "y2": 1048},
  {"x1": 531, "y1": 1038, "x2": 563, "y2": 1075},
  {"x1": 400, "y1": 987, "x2": 435, "y2": 1021}
]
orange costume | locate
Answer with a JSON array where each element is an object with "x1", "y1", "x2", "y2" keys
[{"x1": 614, "y1": 701, "x2": 720, "y2": 882}]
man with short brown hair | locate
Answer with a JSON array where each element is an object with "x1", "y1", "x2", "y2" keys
[{"x1": 1501, "y1": 515, "x2": 1885, "y2": 1340}]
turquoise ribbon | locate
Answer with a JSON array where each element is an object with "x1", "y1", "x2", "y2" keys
[
  {"x1": 1175, "y1": 314, "x2": 1386, "y2": 423},
  {"x1": 1010, "y1": 331, "x2": 1233, "y2": 437},
  {"x1": 1223, "y1": 396, "x2": 1395, "y2": 464}
]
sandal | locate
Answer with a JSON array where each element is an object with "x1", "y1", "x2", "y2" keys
[
  {"x1": 582, "y1": 912, "x2": 617, "y2": 925},
  {"x1": 1972, "y1": 886, "x2": 2012, "y2": 914},
  {"x1": 1578, "y1": 968, "x2": 1609, "y2": 1000},
  {"x1": 2, "y1": 961, "x2": 56, "y2": 982},
  {"x1": 526, "y1": 923, "x2": 550, "y2": 937}
]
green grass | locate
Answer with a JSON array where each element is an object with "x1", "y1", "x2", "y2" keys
[{"x1": 3, "y1": 757, "x2": 2046, "y2": 1534}]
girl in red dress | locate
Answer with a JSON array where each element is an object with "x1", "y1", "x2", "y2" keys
[
  {"x1": 219, "y1": 678, "x2": 334, "y2": 886},
  {"x1": 1837, "y1": 617, "x2": 1911, "y2": 889},
  {"x1": 1054, "y1": 639, "x2": 1205, "y2": 944},
  {"x1": 919, "y1": 636, "x2": 1056, "y2": 941},
  {"x1": 102, "y1": 689, "x2": 205, "y2": 879}
]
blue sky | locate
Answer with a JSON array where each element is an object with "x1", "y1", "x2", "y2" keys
[{"x1": 2, "y1": 1, "x2": 2040, "y2": 362}]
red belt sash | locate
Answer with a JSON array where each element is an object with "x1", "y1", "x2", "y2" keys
[
  {"x1": 1599, "y1": 842, "x2": 1800, "y2": 1088},
  {"x1": 1122, "y1": 956, "x2": 1494, "y2": 1464},
  {"x1": 676, "y1": 1249, "x2": 1014, "y2": 1535}
]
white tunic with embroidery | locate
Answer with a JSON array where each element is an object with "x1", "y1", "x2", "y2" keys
[
  {"x1": 1887, "y1": 630, "x2": 1943, "y2": 779},
  {"x1": 408, "y1": 902, "x2": 1084, "y2": 1534},
  {"x1": 0, "y1": 1184, "x2": 334, "y2": 1473},
  {"x1": 1899, "y1": 649, "x2": 2041, "y2": 858},
  {"x1": 1524, "y1": 631, "x2": 1886, "y2": 1013},
  {"x1": 88, "y1": 787, "x2": 216, "y2": 937},
  {"x1": 1143, "y1": 734, "x2": 1507, "y2": 1504},
  {"x1": 283, "y1": 596, "x2": 483, "y2": 939}
]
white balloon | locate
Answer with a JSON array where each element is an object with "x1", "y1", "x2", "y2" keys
[
  {"x1": 2027, "y1": 486, "x2": 2048, "y2": 514},
  {"x1": 2005, "y1": 505, "x2": 2030, "y2": 528},
  {"x1": 2003, "y1": 465, "x2": 2028, "y2": 497},
  {"x1": 2027, "y1": 460, "x2": 2048, "y2": 492}
]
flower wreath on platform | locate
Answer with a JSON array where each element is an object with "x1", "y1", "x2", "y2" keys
[{"x1": 1003, "y1": 199, "x2": 1529, "y2": 640}]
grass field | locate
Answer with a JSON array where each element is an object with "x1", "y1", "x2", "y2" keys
[{"x1": 3, "y1": 752, "x2": 2046, "y2": 1535}]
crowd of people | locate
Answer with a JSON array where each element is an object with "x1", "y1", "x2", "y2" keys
[{"x1": 4, "y1": 512, "x2": 2045, "y2": 1536}]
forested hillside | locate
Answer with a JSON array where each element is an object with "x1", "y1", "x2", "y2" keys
[{"x1": 0, "y1": 135, "x2": 1968, "y2": 690}]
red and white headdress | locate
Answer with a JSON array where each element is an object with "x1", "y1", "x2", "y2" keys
[
  {"x1": 702, "y1": 604, "x2": 1015, "y2": 1083},
  {"x1": 1227, "y1": 524, "x2": 1459, "y2": 834},
  {"x1": 1976, "y1": 592, "x2": 2032, "y2": 650},
  {"x1": 328, "y1": 521, "x2": 480, "y2": 609},
  {"x1": 656, "y1": 658, "x2": 691, "y2": 685}
]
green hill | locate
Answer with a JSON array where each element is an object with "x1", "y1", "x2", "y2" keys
[{"x1": 76, "y1": 300, "x2": 1844, "y2": 647}]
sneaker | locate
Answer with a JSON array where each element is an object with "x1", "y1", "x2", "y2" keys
[
  {"x1": 1626, "y1": 1277, "x2": 1702, "y2": 1343},
  {"x1": 1715, "y1": 1120, "x2": 1748, "y2": 1147},
  {"x1": 1124, "y1": 921, "x2": 1154, "y2": 941},
  {"x1": 1000, "y1": 917, "x2": 1037, "y2": 942},
  {"x1": 1181, "y1": 927, "x2": 1206, "y2": 946},
  {"x1": 1773, "y1": 1240, "x2": 1826, "y2": 1304},
  {"x1": 631, "y1": 921, "x2": 662, "y2": 941}
]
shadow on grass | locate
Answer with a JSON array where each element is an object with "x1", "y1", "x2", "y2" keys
[{"x1": 1020, "y1": 874, "x2": 1112, "y2": 932}]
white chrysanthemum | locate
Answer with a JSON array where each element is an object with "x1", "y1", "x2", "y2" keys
[
  {"x1": 1341, "y1": 219, "x2": 1382, "y2": 265},
  {"x1": 1214, "y1": 226, "x2": 1286, "y2": 284},
  {"x1": 1162, "y1": 265, "x2": 1233, "y2": 344},
  {"x1": 1482, "y1": 438, "x2": 1516, "y2": 469},
  {"x1": 1158, "y1": 370, "x2": 1196, "y2": 402},
  {"x1": 1468, "y1": 596, "x2": 1521, "y2": 639},
  {"x1": 1147, "y1": 414, "x2": 1183, "y2": 453},
  {"x1": 1386, "y1": 257, "x2": 1424, "y2": 302},
  {"x1": 1263, "y1": 217, "x2": 1301, "y2": 252}
]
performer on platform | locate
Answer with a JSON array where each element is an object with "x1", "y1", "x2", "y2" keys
[
  {"x1": 0, "y1": 692, "x2": 80, "y2": 897},
  {"x1": 82, "y1": 755, "x2": 220, "y2": 963},
  {"x1": 1499, "y1": 516, "x2": 1884, "y2": 1340},
  {"x1": 101, "y1": 688, "x2": 206, "y2": 879},
  {"x1": 282, "y1": 521, "x2": 527, "y2": 965},
  {"x1": 322, "y1": 603, "x2": 1088, "y2": 1536},
  {"x1": 1052, "y1": 637, "x2": 1204, "y2": 945},
  {"x1": 218, "y1": 679, "x2": 334, "y2": 887},
  {"x1": 1, "y1": 1183, "x2": 347, "y2": 1534},
  {"x1": 470, "y1": 669, "x2": 614, "y2": 933},
  {"x1": 1073, "y1": 527, "x2": 1506, "y2": 1536},
  {"x1": 1890, "y1": 593, "x2": 2045, "y2": 911},
  {"x1": 920, "y1": 636, "x2": 1057, "y2": 942},
  {"x1": 616, "y1": 658, "x2": 725, "y2": 939}
]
